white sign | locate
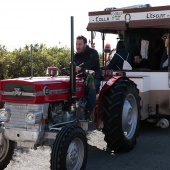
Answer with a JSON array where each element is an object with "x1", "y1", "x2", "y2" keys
[{"x1": 89, "y1": 10, "x2": 170, "y2": 23}]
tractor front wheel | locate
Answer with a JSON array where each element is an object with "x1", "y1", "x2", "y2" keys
[
  {"x1": 0, "y1": 131, "x2": 15, "y2": 169},
  {"x1": 51, "y1": 124, "x2": 88, "y2": 170}
]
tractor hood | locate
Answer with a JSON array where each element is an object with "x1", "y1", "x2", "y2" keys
[{"x1": 0, "y1": 76, "x2": 85, "y2": 104}]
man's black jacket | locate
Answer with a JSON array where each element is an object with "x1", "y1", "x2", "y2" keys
[
  {"x1": 74, "y1": 46, "x2": 101, "y2": 79},
  {"x1": 133, "y1": 59, "x2": 149, "y2": 69}
]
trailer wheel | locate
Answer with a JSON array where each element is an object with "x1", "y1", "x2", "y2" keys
[
  {"x1": 51, "y1": 124, "x2": 88, "y2": 170},
  {"x1": 102, "y1": 77, "x2": 140, "y2": 152},
  {"x1": 0, "y1": 134, "x2": 15, "y2": 169}
]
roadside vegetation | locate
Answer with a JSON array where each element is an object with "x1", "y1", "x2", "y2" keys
[{"x1": 0, "y1": 44, "x2": 103, "y2": 79}]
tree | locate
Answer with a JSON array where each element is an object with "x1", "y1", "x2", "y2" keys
[{"x1": 0, "y1": 44, "x2": 71, "y2": 79}]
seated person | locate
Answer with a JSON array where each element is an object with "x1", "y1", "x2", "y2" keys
[
  {"x1": 160, "y1": 48, "x2": 168, "y2": 70},
  {"x1": 133, "y1": 54, "x2": 149, "y2": 70},
  {"x1": 160, "y1": 34, "x2": 169, "y2": 70}
]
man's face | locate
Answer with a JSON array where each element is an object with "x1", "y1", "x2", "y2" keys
[
  {"x1": 134, "y1": 56, "x2": 142, "y2": 64},
  {"x1": 76, "y1": 39, "x2": 87, "y2": 53}
]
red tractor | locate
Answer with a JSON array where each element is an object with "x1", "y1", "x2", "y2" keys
[{"x1": 0, "y1": 17, "x2": 140, "y2": 170}]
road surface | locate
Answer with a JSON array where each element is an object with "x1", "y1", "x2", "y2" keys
[{"x1": 5, "y1": 121, "x2": 170, "y2": 170}]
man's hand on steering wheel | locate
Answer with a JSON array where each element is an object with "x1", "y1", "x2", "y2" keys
[{"x1": 61, "y1": 66, "x2": 82, "y2": 76}]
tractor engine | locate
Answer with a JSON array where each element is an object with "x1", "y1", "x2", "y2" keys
[
  {"x1": 0, "y1": 75, "x2": 85, "y2": 148},
  {"x1": 48, "y1": 98, "x2": 86, "y2": 126}
]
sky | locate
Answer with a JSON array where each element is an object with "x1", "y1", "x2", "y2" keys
[{"x1": 0, "y1": 0, "x2": 170, "y2": 52}]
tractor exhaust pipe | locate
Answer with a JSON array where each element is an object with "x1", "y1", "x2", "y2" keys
[{"x1": 70, "y1": 16, "x2": 76, "y2": 113}]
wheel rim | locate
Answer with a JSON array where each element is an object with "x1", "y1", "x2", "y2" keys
[
  {"x1": 122, "y1": 94, "x2": 138, "y2": 139},
  {"x1": 66, "y1": 137, "x2": 84, "y2": 170},
  {"x1": 0, "y1": 136, "x2": 9, "y2": 162}
]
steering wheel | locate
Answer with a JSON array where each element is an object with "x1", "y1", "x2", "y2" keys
[
  {"x1": 61, "y1": 67, "x2": 94, "y2": 79},
  {"x1": 61, "y1": 67, "x2": 71, "y2": 76}
]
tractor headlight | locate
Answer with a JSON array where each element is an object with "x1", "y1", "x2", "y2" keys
[
  {"x1": 26, "y1": 113, "x2": 35, "y2": 124},
  {"x1": 0, "y1": 109, "x2": 10, "y2": 122},
  {"x1": 25, "y1": 111, "x2": 42, "y2": 124}
]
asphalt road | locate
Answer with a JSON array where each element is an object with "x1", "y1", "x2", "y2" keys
[
  {"x1": 5, "y1": 121, "x2": 170, "y2": 170},
  {"x1": 86, "y1": 121, "x2": 170, "y2": 170}
]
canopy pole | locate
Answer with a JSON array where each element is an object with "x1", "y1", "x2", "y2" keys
[{"x1": 101, "y1": 32, "x2": 105, "y2": 66}]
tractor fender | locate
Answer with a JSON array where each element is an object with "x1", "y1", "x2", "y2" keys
[
  {"x1": 95, "y1": 75, "x2": 125, "y2": 129},
  {"x1": 100, "y1": 75, "x2": 123, "y2": 92}
]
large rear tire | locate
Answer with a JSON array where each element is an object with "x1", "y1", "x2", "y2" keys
[
  {"x1": 102, "y1": 77, "x2": 140, "y2": 152},
  {"x1": 0, "y1": 133, "x2": 15, "y2": 169},
  {"x1": 51, "y1": 124, "x2": 88, "y2": 170}
]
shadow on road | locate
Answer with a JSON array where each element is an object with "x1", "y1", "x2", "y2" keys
[{"x1": 86, "y1": 120, "x2": 170, "y2": 170}]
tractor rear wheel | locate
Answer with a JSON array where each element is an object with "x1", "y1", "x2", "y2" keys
[
  {"x1": 0, "y1": 133, "x2": 15, "y2": 169},
  {"x1": 51, "y1": 124, "x2": 88, "y2": 170},
  {"x1": 102, "y1": 77, "x2": 140, "y2": 152}
]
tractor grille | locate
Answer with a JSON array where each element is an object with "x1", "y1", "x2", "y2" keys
[
  {"x1": 4, "y1": 103, "x2": 42, "y2": 131},
  {"x1": 4, "y1": 83, "x2": 34, "y2": 92},
  {"x1": 3, "y1": 83, "x2": 35, "y2": 100}
]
